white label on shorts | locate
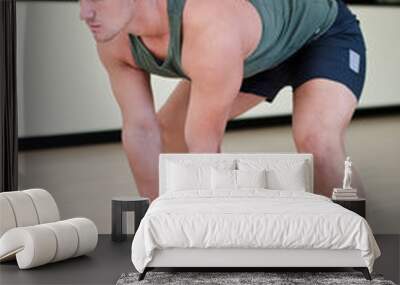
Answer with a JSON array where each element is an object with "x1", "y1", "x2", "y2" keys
[{"x1": 349, "y1": 49, "x2": 360, "y2": 74}]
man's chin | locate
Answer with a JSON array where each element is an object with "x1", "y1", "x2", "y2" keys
[
  {"x1": 94, "y1": 35, "x2": 109, "y2": 43},
  {"x1": 93, "y1": 32, "x2": 117, "y2": 43}
]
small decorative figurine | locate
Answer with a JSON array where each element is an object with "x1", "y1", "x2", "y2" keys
[
  {"x1": 332, "y1": 156, "x2": 358, "y2": 200},
  {"x1": 342, "y1": 156, "x2": 352, "y2": 189}
]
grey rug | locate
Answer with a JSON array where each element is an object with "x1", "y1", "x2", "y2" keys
[{"x1": 116, "y1": 271, "x2": 396, "y2": 285}]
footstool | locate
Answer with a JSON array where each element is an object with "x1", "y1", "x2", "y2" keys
[{"x1": 111, "y1": 197, "x2": 149, "y2": 242}]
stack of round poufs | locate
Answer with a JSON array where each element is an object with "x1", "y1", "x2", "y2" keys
[{"x1": 0, "y1": 189, "x2": 98, "y2": 269}]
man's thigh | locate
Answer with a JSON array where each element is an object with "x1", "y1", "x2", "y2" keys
[
  {"x1": 229, "y1": 91, "x2": 266, "y2": 119},
  {"x1": 157, "y1": 79, "x2": 191, "y2": 132},
  {"x1": 292, "y1": 78, "x2": 358, "y2": 144},
  {"x1": 157, "y1": 79, "x2": 265, "y2": 128}
]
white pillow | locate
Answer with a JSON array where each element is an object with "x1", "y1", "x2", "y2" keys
[
  {"x1": 211, "y1": 168, "x2": 268, "y2": 190},
  {"x1": 236, "y1": 169, "x2": 268, "y2": 189},
  {"x1": 211, "y1": 168, "x2": 236, "y2": 190},
  {"x1": 237, "y1": 159, "x2": 308, "y2": 191},
  {"x1": 166, "y1": 162, "x2": 210, "y2": 191},
  {"x1": 166, "y1": 159, "x2": 236, "y2": 191}
]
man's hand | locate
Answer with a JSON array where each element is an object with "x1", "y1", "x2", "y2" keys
[{"x1": 182, "y1": 0, "x2": 245, "y2": 152}]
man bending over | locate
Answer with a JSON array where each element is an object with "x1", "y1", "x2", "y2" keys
[{"x1": 80, "y1": 0, "x2": 367, "y2": 201}]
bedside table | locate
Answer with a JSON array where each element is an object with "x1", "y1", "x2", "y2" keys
[
  {"x1": 332, "y1": 198, "x2": 366, "y2": 218},
  {"x1": 112, "y1": 196, "x2": 149, "y2": 242}
]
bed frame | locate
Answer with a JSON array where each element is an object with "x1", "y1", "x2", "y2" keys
[{"x1": 138, "y1": 153, "x2": 371, "y2": 281}]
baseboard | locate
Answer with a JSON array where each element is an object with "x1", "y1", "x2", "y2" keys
[
  {"x1": 18, "y1": 105, "x2": 400, "y2": 151},
  {"x1": 19, "y1": 130, "x2": 122, "y2": 151}
]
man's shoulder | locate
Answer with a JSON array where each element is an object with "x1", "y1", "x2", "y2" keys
[
  {"x1": 183, "y1": 0, "x2": 235, "y2": 30},
  {"x1": 181, "y1": 0, "x2": 243, "y2": 53},
  {"x1": 180, "y1": 0, "x2": 245, "y2": 77},
  {"x1": 96, "y1": 32, "x2": 139, "y2": 70}
]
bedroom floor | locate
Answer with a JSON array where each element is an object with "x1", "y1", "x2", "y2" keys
[{"x1": 0, "y1": 234, "x2": 398, "y2": 285}]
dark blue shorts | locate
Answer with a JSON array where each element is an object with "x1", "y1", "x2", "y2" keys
[{"x1": 239, "y1": 0, "x2": 367, "y2": 103}]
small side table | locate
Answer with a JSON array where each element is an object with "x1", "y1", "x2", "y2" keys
[
  {"x1": 112, "y1": 196, "x2": 149, "y2": 242},
  {"x1": 332, "y1": 198, "x2": 366, "y2": 218}
]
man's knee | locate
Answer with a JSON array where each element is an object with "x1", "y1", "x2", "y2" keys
[
  {"x1": 122, "y1": 118, "x2": 159, "y2": 143},
  {"x1": 293, "y1": 128, "x2": 344, "y2": 160}
]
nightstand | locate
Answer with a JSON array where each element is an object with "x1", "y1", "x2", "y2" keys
[
  {"x1": 332, "y1": 198, "x2": 366, "y2": 218},
  {"x1": 112, "y1": 196, "x2": 150, "y2": 242}
]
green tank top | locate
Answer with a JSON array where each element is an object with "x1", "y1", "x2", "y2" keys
[{"x1": 128, "y1": 0, "x2": 338, "y2": 80}]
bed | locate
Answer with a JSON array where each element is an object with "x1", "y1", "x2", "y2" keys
[{"x1": 131, "y1": 153, "x2": 381, "y2": 281}]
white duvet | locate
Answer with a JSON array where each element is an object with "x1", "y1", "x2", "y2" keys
[{"x1": 131, "y1": 189, "x2": 381, "y2": 273}]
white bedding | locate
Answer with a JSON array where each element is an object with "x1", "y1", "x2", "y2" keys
[{"x1": 131, "y1": 190, "x2": 380, "y2": 273}]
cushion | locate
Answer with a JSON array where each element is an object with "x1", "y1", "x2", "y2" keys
[
  {"x1": 211, "y1": 168, "x2": 236, "y2": 190},
  {"x1": 0, "y1": 196, "x2": 17, "y2": 237},
  {"x1": 63, "y1": 218, "x2": 98, "y2": 257},
  {"x1": 0, "y1": 191, "x2": 39, "y2": 227},
  {"x1": 211, "y1": 168, "x2": 268, "y2": 190},
  {"x1": 237, "y1": 159, "x2": 307, "y2": 191},
  {"x1": 0, "y1": 225, "x2": 57, "y2": 268},
  {"x1": 236, "y1": 169, "x2": 268, "y2": 188},
  {"x1": 166, "y1": 159, "x2": 236, "y2": 191},
  {"x1": 24, "y1": 189, "x2": 60, "y2": 223},
  {"x1": 42, "y1": 221, "x2": 79, "y2": 262}
]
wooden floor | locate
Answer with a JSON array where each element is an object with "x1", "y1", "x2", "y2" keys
[{"x1": 0, "y1": 235, "x2": 398, "y2": 285}]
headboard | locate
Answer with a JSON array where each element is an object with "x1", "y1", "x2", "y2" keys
[{"x1": 159, "y1": 153, "x2": 314, "y2": 195}]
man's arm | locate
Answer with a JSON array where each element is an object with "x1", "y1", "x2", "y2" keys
[
  {"x1": 96, "y1": 39, "x2": 161, "y2": 201},
  {"x1": 96, "y1": 40, "x2": 154, "y2": 129},
  {"x1": 182, "y1": 1, "x2": 245, "y2": 152}
]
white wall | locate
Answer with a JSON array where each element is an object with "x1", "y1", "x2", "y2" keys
[
  {"x1": 16, "y1": 2, "x2": 400, "y2": 138},
  {"x1": 17, "y1": 1, "x2": 119, "y2": 137}
]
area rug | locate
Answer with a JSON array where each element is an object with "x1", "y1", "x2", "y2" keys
[{"x1": 116, "y1": 271, "x2": 396, "y2": 285}]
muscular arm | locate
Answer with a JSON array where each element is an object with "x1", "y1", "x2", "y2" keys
[
  {"x1": 96, "y1": 38, "x2": 161, "y2": 201},
  {"x1": 96, "y1": 40, "x2": 154, "y2": 129},
  {"x1": 182, "y1": 1, "x2": 246, "y2": 152}
]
